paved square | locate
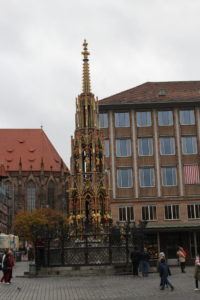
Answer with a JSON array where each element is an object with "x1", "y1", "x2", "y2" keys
[{"x1": 0, "y1": 263, "x2": 199, "y2": 300}]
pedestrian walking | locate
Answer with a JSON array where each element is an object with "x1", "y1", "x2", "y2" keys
[
  {"x1": 130, "y1": 247, "x2": 141, "y2": 276},
  {"x1": 194, "y1": 255, "x2": 200, "y2": 291},
  {"x1": 176, "y1": 246, "x2": 186, "y2": 273},
  {"x1": 140, "y1": 247, "x2": 150, "y2": 277},
  {"x1": 159, "y1": 258, "x2": 174, "y2": 291},
  {"x1": 0, "y1": 249, "x2": 9, "y2": 283},
  {"x1": 8, "y1": 250, "x2": 15, "y2": 283},
  {"x1": 2, "y1": 253, "x2": 12, "y2": 284}
]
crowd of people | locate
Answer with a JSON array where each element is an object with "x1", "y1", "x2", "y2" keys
[{"x1": 130, "y1": 245, "x2": 200, "y2": 292}]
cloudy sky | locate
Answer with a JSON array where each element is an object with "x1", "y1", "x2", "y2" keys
[{"x1": 1, "y1": 0, "x2": 200, "y2": 166}]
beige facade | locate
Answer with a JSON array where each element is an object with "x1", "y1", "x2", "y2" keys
[{"x1": 99, "y1": 81, "x2": 200, "y2": 259}]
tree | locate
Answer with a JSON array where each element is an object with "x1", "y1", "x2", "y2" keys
[{"x1": 13, "y1": 208, "x2": 67, "y2": 242}]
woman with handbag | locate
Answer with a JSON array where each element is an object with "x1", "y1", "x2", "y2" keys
[{"x1": 176, "y1": 246, "x2": 186, "y2": 273}]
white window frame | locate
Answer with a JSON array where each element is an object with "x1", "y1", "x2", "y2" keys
[
  {"x1": 180, "y1": 110, "x2": 195, "y2": 125},
  {"x1": 115, "y1": 112, "x2": 130, "y2": 127},
  {"x1": 119, "y1": 206, "x2": 134, "y2": 222},
  {"x1": 136, "y1": 111, "x2": 152, "y2": 127},
  {"x1": 116, "y1": 139, "x2": 131, "y2": 157},
  {"x1": 160, "y1": 137, "x2": 175, "y2": 155},
  {"x1": 181, "y1": 136, "x2": 197, "y2": 155},
  {"x1": 164, "y1": 204, "x2": 179, "y2": 220},
  {"x1": 158, "y1": 111, "x2": 173, "y2": 126},
  {"x1": 99, "y1": 113, "x2": 108, "y2": 128},
  {"x1": 117, "y1": 168, "x2": 133, "y2": 188},
  {"x1": 142, "y1": 205, "x2": 157, "y2": 221},
  {"x1": 161, "y1": 167, "x2": 177, "y2": 186},
  {"x1": 138, "y1": 137, "x2": 153, "y2": 156},
  {"x1": 187, "y1": 204, "x2": 200, "y2": 219},
  {"x1": 139, "y1": 168, "x2": 155, "y2": 187}
]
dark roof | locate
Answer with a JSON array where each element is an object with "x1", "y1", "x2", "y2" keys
[
  {"x1": 0, "y1": 129, "x2": 69, "y2": 172},
  {"x1": 99, "y1": 81, "x2": 200, "y2": 105}
]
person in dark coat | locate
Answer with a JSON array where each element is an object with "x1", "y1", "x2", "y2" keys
[
  {"x1": 130, "y1": 247, "x2": 141, "y2": 276},
  {"x1": 140, "y1": 247, "x2": 150, "y2": 277},
  {"x1": 159, "y1": 258, "x2": 174, "y2": 291},
  {"x1": 2, "y1": 253, "x2": 12, "y2": 284}
]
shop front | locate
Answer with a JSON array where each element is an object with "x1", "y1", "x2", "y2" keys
[{"x1": 143, "y1": 224, "x2": 200, "y2": 264}]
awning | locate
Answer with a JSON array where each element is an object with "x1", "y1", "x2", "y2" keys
[{"x1": 145, "y1": 222, "x2": 200, "y2": 232}]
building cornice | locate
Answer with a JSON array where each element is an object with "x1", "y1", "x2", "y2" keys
[{"x1": 99, "y1": 100, "x2": 200, "y2": 111}]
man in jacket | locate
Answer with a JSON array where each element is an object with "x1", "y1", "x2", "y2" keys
[
  {"x1": 130, "y1": 247, "x2": 141, "y2": 276},
  {"x1": 159, "y1": 258, "x2": 174, "y2": 291},
  {"x1": 2, "y1": 253, "x2": 12, "y2": 284}
]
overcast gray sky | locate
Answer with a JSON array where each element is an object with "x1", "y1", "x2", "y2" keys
[{"x1": 1, "y1": 0, "x2": 200, "y2": 166}]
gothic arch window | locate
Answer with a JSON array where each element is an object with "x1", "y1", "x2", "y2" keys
[
  {"x1": 48, "y1": 181, "x2": 55, "y2": 209},
  {"x1": 27, "y1": 181, "x2": 36, "y2": 211}
]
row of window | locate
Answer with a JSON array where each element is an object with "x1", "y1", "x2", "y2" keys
[
  {"x1": 4, "y1": 181, "x2": 56, "y2": 211},
  {"x1": 117, "y1": 164, "x2": 200, "y2": 187},
  {"x1": 119, "y1": 204, "x2": 200, "y2": 221},
  {"x1": 105, "y1": 136, "x2": 198, "y2": 157},
  {"x1": 27, "y1": 181, "x2": 55, "y2": 211},
  {"x1": 6, "y1": 181, "x2": 56, "y2": 211},
  {"x1": 100, "y1": 110, "x2": 196, "y2": 128}
]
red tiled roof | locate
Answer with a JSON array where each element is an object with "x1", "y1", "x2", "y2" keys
[
  {"x1": 0, "y1": 129, "x2": 69, "y2": 172},
  {"x1": 99, "y1": 81, "x2": 200, "y2": 105}
]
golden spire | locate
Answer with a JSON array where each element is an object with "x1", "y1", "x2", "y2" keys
[{"x1": 82, "y1": 39, "x2": 91, "y2": 94}]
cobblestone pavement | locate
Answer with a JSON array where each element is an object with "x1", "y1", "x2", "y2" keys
[{"x1": 0, "y1": 263, "x2": 200, "y2": 300}]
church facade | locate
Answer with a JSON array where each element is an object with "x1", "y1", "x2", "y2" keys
[{"x1": 0, "y1": 128, "x2": 69, "y2": 232}]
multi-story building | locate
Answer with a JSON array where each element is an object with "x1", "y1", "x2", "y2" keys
[
  {"x1": 99, "y1": 81, "x2": 200, "y2": 260},
  {"x1": 0, "y1": 129, "x2": 69, "y2": 232}
]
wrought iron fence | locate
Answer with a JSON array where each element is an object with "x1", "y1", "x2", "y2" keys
[{"x1": 35, "y1": 222, "x2": 147, "y2": 268}]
